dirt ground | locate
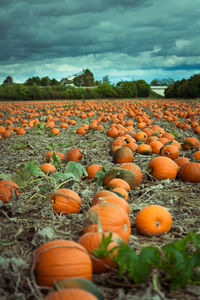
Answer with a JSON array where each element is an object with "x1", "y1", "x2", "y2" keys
[{"x1": 0, "y1": 99, "x2": 200, "y2": 300}]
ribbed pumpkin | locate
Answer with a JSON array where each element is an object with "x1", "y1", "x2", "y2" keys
[
  {"x1": 32, "y1": 240, "x2": 92, "y2": 287},
  {"x1": 106, "y1": 178, "x2": 131, "y2": 191},
  {"x1": 174, "y1": 156, "x2": 190, "y2": 167},
  {"x1": 44, "y1": 288, "x2": 98, "y2": 300},
  {"x1": 83, "y1": 202, "x2": 131, "y2": 243},
  {"x1": 86, "y1": 164, "x2": 104, "y2": 179},
  {"x1": 178, "y1": 162, "x2": 200, "y2": 183},
  {"x1": 135, "y1": 205, "x2": 172, "y2": 236},
  {"x1": 78, "y1": 232, "x2": 121, "y2": 273},
  {"x1": 50, "y1": 188, "x2": 81, "y2": 214},
  {"x1": 112, "y1": 147, "x2": 134, "y2": 164},
  {"x1": 147, "y1": 156, "x2": 178, "y2": 180},
  {"x1": 119, "y1": 163, "x2": 143, "y2": 186}
]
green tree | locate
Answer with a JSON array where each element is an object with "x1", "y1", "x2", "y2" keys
[
  {"x1": 73, "y1": 69, "x2": 95, "y2": 87},
  {"x1": 135, "y1": 80, "x2": 151, "y2": 97},
  {"x1": 2, "y1": 76, "x2": 13, "y2": 85},
  {"x1": 41, "y1": 76, "x2": 50, "y2": 86},
  {"x1": 118, "y1": 81, "x2": 137, "y2": 98},
  {"x1": 25, "y1": 76, "x2": 41, "y2": 86},
  {"x1": 102, "y1": 75, "x2": 110, "y2": 83}
]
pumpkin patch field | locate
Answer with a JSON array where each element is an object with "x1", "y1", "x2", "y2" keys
[{"x1": 0, "y1": 99, "x2": 200, "y2": 300}]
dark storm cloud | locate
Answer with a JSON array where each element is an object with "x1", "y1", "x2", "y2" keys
[{"x1": 0, "y1": 0, "x2": 200, "y2": 83}]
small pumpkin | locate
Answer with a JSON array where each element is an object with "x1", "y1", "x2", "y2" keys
[
  {"x1": 112, "y1": 187, "x2": 129, "y2": 201},
  {"x1": 50, "y1": 188, "x2": 81, "y2": 214},
  {"x1": 66, "y1": 148, "x2": 83, "y2": 162},
  {"x1": 112, "y1": 146, "x2": 134, "y2": 164},
  {"x1": 40, "y1": 163, "x2": 56, "y2": 175},
  {"x1": 0, "y1": 179, "x2": 20, "y2": 203},
  {"x1": 106, "y1": 178, "x2": 131, "y2": 191},
  {"x1": 86, "y1": 164, "x2": 104, "y2": 179},
  {"x1": 135, "y1": 205, "x2": 172, "y2": 236},
  {"x1": 32, "y1": 240, "x2": 92, "y2": 287},
  {"x1": 46, "y1": 151, "x2": 64, "y2": 163},
  {"x1": 147, "y1": 156, "x2": 178, "y2": 180}
]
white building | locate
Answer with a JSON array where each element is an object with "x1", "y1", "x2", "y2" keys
[{"x1": 150, "y1": 86, "x2": 168, "y2": 96}]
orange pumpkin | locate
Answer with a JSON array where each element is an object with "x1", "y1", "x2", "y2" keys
[
  {"x1": 119, "y1": 163, "x2": 142, "y2": 186},
  {"x1": 106, "y1": 178, "x2": 131, "y2": 191},
  {"x1": 83, "y1": 202, "x2": 131, "y2": 243},
  {"x1": 86, "y1": 164, "x2": 104, "y2": 179},
  {"x1": 93, "y1": 195, "x2": 130, "y2": 214},
  {"x1": 40, "y1": 163, "x2": 56, "y2": 174},
  {"x1": 0, "y1": 179, "x2": 20, "y2": 203},
  {"x1": 178, "y1": 162, "x2": 200, "y2": 183},
  {"x1": 135, "y1": 205, "x2": 172, "y2": 236},
  {"x1": 147, "y1": 156, "x2": 178, "y2": 180},
  {"x1": 33, "y1": 240, "x2": 92, "y2": 287},
  {"x1": 66, "y1": 148, "x2": 83, "y2": 162},
  {"x1": 183, "y1": 137, "x2": 199, "y2": 150},
  {"x1": 50, "y1": 188, "x2": 81, "y2": 214},
  {"x1": 113, "y1": 146, "x2": 134, "y2": 164},
  {"x1": 78, "y1": 232, "x2": 121, "y2": 273},
  {"x1": 136, "y1": 144, "x2": 152, "y2": 155},
  {"x1": 160, "y1": 144, "x2": 179, "y2": 160}
]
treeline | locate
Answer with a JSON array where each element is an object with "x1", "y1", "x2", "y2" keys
[
  {"x1": 165, "y1": 74, "x2": 200, "y2": 98},
  {"x1": 0, "y1": 80, "x2": 151, "y2": 101}
]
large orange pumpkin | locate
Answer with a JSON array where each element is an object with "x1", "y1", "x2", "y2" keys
[
  {"x1": 0, "y1": 179, "x2": 20, "y2": 203},
  {"x1": 112, "y1": 146, "x2": 134, "y2": 164},
  {"x1": 32, "y1": 240, "x2": 92, "y2": 286},
  {"x1": 83, "y1": 202, "x2": 131, "y2": 243},
  {"x1": 147, "y1": 156, "x2": 178, "y2": 180}
]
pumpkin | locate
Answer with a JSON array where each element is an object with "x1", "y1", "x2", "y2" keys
[
  {"x1": 136, "y1": 144, "x2": 152, "y2": 155},
  {"x1": 66, "y1": 148, "x2": 83, "y2": 162},
  {"x1": 112, "y1": 187, "x2": 129, "y2": 201},
  {"x1": 192, "y1": 151, "x2": 200, "y2": 161},
  {"x1": 78, "y1": 232, "x2": 121, "y2": 273},
  {"x1": 0, "y1": 179, "x2": 20, "y2": 203},
  {"x1": 178, "y1": 162, "x2": 200, "y2": 183},
  {"x1": 106, "y1": 127, "x2": 118, "y2": 138},
  {"x1": 135, "y1": 205, "x2": 172, "y2": 236},
  {"x1": 174, "y1": 156, "x2": 190, "y2": 167},
  {"x1": 160, "y1": 144, "x2": 179, "y2": 160},
  {"x1": 106, "y1": 178, "x2": 131, "y2": 191},
  {"x1": 183, "y1": 137, "x2": 199, "y2": 150},
  {"x1": 50, "y1": 188, "x2": 81, "y2": 214},
  {"x1": 103, "y1": 168, "x2": 136, "y2": 189},
  {"x1": 93, "y1": 195, "x2": 130, "y2": 214},
  {"x1": 149, "y1": 140, "x2": 163, "y2": 154},
  {"x1": 92, "y1": 190, "x2": 119, "y2": 204},
  {"x1": 119, "y1": 163, "x2": 142, "y2": 186},
  {"x1": 53, "y1": 278, "x2": 104, "y2": 300},
  {"x1": 32, "y1": 240, "x2": 92, "y2": 287},
  {"x1": 83, "y1": 202, "x2": 131, "y2": 243},
  {"x1": 147, "y1": 156, "x2": 178, "y2": 180},
  {"x1": 46, "y1": 151, "x2": 65, "y2": 163},
  {"x1": 44, "y1": 288, "x2": 98, "y2": 300},
  {"x1": 40, "y1": 163, "x2": 56, "y2": 175},
  {"x1": 161, "y1": 132, "x2": 175, "y2": 140},
  {"x1": 112, "y1": 146, "x2": 134, "y2": 164},
  {"x1": 51, "y1": 128, "x2": 60, "y2": 135},
  {"x1": 135, "y1": 131, "x2": 148, "y2": 142},
  {"x1": 86, "y1": 164, "x2": 104, "y2": 179}
]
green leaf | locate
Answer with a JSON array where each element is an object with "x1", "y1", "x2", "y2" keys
[
  {"x1": 24, "y1": 161, "x2": 44, "y2": 177},
  {"x1": 64, "y1": 161, "x2": 88, "y2": 180},
  {"x1": 95, "y1": 169, "x2": 105, "y2": 186},
  {"x1": 51, "y1": 172, "x2": 68, "y2": 181}
]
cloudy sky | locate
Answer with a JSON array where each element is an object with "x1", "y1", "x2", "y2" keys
[{"x1": 1, "y1": 0, "x2": 200, "y2": 84}]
